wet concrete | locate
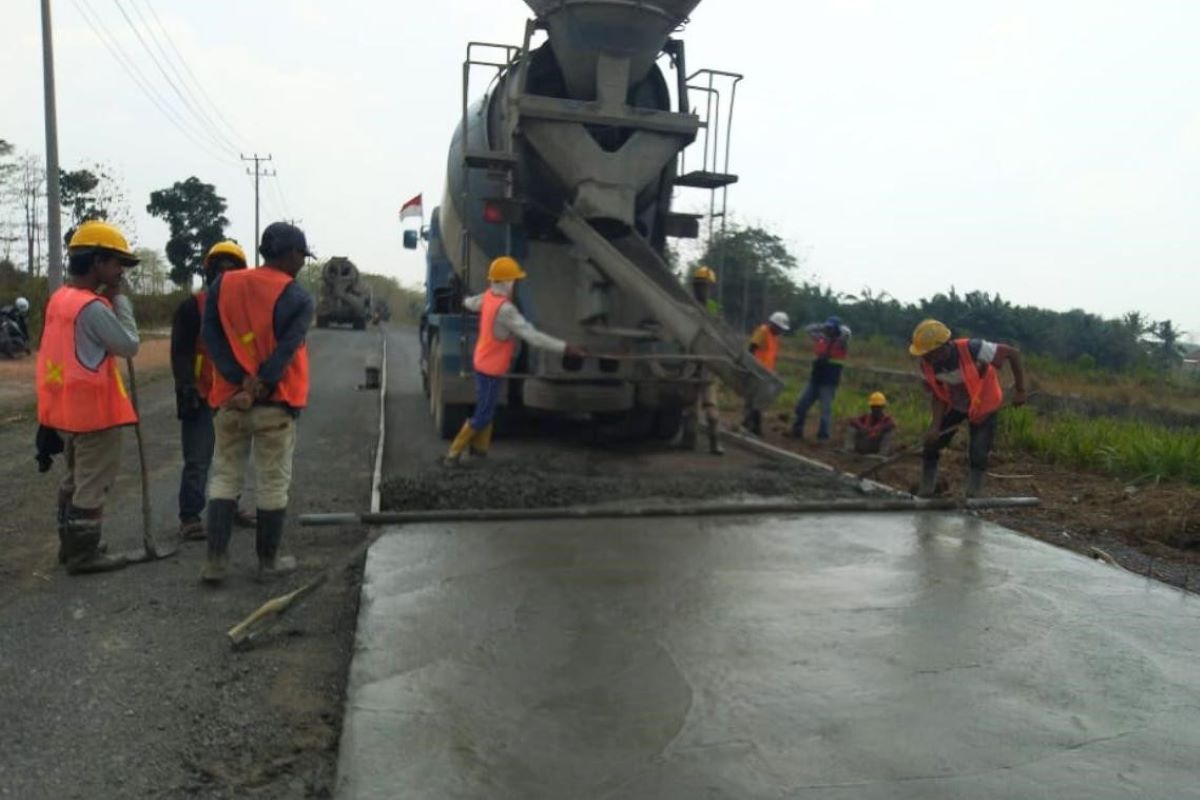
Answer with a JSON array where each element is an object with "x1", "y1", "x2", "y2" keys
[{"x1": 337, "y1": 511, "x2": 1200, "y2": 799}]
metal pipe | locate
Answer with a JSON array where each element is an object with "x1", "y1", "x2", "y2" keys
[{"x1": 300, "y1": 497, "x2": 1041, "y2": 527}]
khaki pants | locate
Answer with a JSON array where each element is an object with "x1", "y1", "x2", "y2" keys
[
  {"x1": 61, "y1": 427, "x2": 124, "y2": 510},
  {"x1": 209, "y1": 405, "x2": 297, "y2": 511},
  {"x1": 697, "y1": 381, "x2": 719, "y2": 424}
]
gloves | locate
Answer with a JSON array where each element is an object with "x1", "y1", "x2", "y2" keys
[{"x1": 35, "y1": 425, "x2": 64, "y2": 473}]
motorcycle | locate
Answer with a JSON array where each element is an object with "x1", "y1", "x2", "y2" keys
[{"x1": 0, "y1": 307, "x2": 30, "y2": 358}]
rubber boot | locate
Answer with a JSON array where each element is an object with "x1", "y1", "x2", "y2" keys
[
  {"x1": 917, "y1": 459, "x2": 939, "y2": 498},
  {"x1": 706, "y1": 419, "x2": 725, "y2": 456},
  {"x1": 64, "y1": 507, "x2": 127, "y2": 575},
  {"x1": 256, "y1": 508, "x2": 296, "y2": 581},
  {"x1": 56, "y1": 488, "x2": 73, "y2": 564},
  {"x1": 443, "y1": 421, "x2": 475, "y2": 467},
  {"x1": 965, "y1": 468, "x2": 986, "y2": 499},
  {"x1": 469, "y1": 424, "x2": 494, "y2": 458},
  {"x1": 201, "y1": 498, "x2": 236, "y2": 584},
  {"x1": 234, "y1": 501, "x2": 257, "y2": 529}
]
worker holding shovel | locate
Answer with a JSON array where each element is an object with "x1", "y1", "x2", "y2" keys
[{"x1": 909, "y1": 319, "x2": 1028, "y2": 498}]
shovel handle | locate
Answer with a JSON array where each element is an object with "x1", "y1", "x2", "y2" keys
[{"x1": 126, "y1": 358, "x2": 158, "y2": 558}]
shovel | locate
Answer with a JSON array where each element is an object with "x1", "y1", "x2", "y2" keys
[{"x1": 118, "y1": 357, "x2": 177, "y2": 564}]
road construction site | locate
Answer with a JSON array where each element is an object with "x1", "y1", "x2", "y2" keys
[{"x1": 6, "y1": 326, "x2": 1198, "y2": 798}]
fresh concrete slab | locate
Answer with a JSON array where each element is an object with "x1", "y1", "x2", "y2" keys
[{"x1": 337, "y1": 512, "x2": 1200, "y2": 799}]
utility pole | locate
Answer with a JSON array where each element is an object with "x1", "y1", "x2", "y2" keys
[
  {"x1": 241, "y1": 153, "x2": 274, "y2": 258},
  {"x1": 40, "y1": 0, "x2": 64, "y2": 289}
]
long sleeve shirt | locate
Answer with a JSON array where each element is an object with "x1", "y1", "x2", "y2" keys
[
  {"x1": 170, "y1": 294, "x2": 202, "y2": 393},
  {"x1": 76, "y1": 293, "x2": 139, "y2": 370},
  {"x1": 202, "y1": 273, "x2": 314, "y2": 409},
  {"x1": 464, "y1": 292, "x2": 567, "y2": 354}
]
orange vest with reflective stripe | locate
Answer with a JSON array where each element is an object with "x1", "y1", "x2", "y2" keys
[
  {"x1": 473, "y1": 291, "x2": 518, "y2": 378},
  {"x1": 36, "y1": 286, "x2": 138, "y2": 433},
  {"x1": 193, "y1": 290, "x2": 214, "y2": 402},
  {"x1": 208, "y1": 268, "x2": 309, "y2": 409},
  {"x1": 752, "y1": 324, "x2": 780, "y2": 371},
  {"x1": 921, "y1": 338, "x2": 1004, "y2": 423}
]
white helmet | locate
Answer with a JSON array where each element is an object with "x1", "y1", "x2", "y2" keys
[
  {"x1": 14, "y1": 297, "x2": 29, "y2": 313},
  {"x1": 768, "y1": 311, "x2": 791, "y2": 332}
]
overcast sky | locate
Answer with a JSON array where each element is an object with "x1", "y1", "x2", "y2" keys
[{"x1": 4, "y1": 0, "x2": 1199, "y2": 336}]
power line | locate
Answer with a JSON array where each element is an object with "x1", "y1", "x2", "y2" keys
[
  {"x1": 109, "y1": 0, "x2": 239, "y2": 158},
  {"x1": 71, "y1": 0, "x2": 238, "y2": 167},
  {"x1": 135, "y1": 0, "x2": 250, "y2": 150},
  {"x1": 269, "y1": 172, "x2": 293, "y2": 223},
  {"x1": 243, "y1": 153, "x2": 274, "y2": 257}
]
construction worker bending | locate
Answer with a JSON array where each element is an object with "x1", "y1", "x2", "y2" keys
[
  {"x1": 679, "y1": 266, "x2": 723, "y2": 455},
  {"x1": 36, "y1": 221, "x2": 140, "y2": 574},
  {"x1": 846, "y1": 392, "x2": 895, "y2": 455},
  {"x1": 201, "y1": 222, "x2": 314, "y2": 583},
  {"x1": 909, "y1": 319, "x2": 1027, "y2": 497},
  {"x1": 171, "y1": 241, "x2": 254, "y2": 541},
  {"x1": 742, "y1": 311, "x2": 789, "y2": 436},
  {"x1": 444, "y1": 256, "x2": 585, "y2": 466},
  {"x1": 789, "y1": 316, "x2": 851, "y2": 441}
]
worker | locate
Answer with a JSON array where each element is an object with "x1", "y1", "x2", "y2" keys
[
  {"x1": 170, "y1": 240, "x2": 254, "y2": 541},
  {"x1": 444, "y1": 256, "x2": 585, "y2": 466},
  {"x1": 36, "y1": 221, "x2": 140, "y2": 574},
  {"x1": 787, "y1": 315, "x2": 851, "y2": 441},
  {"x1": 909, "y1": 319, "x2": 1027, "y2": 497},
  {"x1": 201, "y1": 222, "x2": 315, "y2": 583},
  {"x1": 678, "y1": 266, "x2": 724, "y2": 454},
  {"x1": 845, "y1": 391, "x2": 896, "y2": 455},
  {"x1": 742, "y1": 310, "x2": 789, "y2": 436}
]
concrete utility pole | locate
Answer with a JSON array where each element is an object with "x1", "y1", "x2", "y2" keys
[
  {"x1": 241, "y1": 153, "x2": 274, "y2": 259},
  {"x1": 40, "y1": 0, "x2": 64, "y2": 289}
]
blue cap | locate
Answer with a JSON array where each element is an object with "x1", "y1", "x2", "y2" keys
[{"x1": 825, "y1": 315, "x2": 842, "y2": 328}]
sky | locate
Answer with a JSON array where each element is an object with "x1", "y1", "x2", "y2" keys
[{"x1": 4, "y1": 0, "x2": 1199, "y2": 336}]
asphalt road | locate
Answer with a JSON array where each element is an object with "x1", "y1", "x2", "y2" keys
[{"x1": 0, "y1": 325, "x2": 382, "y2": 799}]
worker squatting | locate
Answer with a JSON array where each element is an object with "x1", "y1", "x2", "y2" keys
[{"x1": 33, "y1": 224, "x2": 1027, "y2": 577}]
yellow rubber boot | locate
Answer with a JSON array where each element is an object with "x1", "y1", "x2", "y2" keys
[
  {"x1": 470, "y1": 424, "x2": 494, "y2": 457},
  {"x1": 444, "y1": 421, "x2": 476, "y2": 466}
]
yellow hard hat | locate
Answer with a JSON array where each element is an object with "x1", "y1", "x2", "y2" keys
[
  {"x1": 868, "y1": 391, "x2": 888, "y2": 407},
  {"x1": 909, "y1": 319, "x2": 951, "y2": 356},
  {"x1": 204, "y1": 240, "x2": 247, "y2": 268},
  {"x1": 67, "y1": 220, "x2": 139, "y2": 266},
  {"x1": 693, "y1": 266, "x2": 716, "y2": 283},
  {"x1": 488, "y1": 256, "x2": 527, "y2": 282}
]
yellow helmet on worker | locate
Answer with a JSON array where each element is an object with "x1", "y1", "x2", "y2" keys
[
  {"x1": 909, "y1": 319, "x2": 951, "y2": 357},
  {"x1": 488, "y1": 256, "x2": 527, "y2": 282},
  {"x1": 692, "y1": 266, "x2": 716, "y2": 283},
  {"x1": 67, "y1": 220, "x2": 139, "y2": 266},
  {"x1": 868, "y1": 391, "x2": 888, "y2": 408},
  {"x1": 204, "y1": 240, "x2": 248, "y2": 268}
]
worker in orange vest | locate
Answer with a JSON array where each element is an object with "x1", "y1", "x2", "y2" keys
[
  {"x1": 170, "y1": 240, "x2": 253, "y2": 541},
  {"x1": 909, "y1": 319, "x2": 1027, "y2": 497},
  {"x1": 679, "y1": 266, "x2": 724, "y2": 455},
  {"x1": 201, "y1": 222, "x2": 314, "y2": 583},
  {"x1": 846, "y1": 391, "x2": 896, "y2": 455},
  {"x1": 741, "y1": 311, "x2": 789, "y2": 436},
  {"x1": 788, "y1": 315, "x2": 851, "y2": 441},
  {"x1": 443, "y1": 256, "x2": 585, "y2": 466},
  {"x1": 36, "y1": 221, "x2": 140, "y2": 574}
]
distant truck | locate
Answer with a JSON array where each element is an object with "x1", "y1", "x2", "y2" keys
[{"x1": 315, "y1": 257, "x2": 371, "y2": 330}]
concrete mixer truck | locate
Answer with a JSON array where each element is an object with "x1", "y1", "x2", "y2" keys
[
  {"x1": 315, "y1": 256, "x2": 371, "y2": 330},
  {"x1": 408, "y1": 0, "x2": 782, "y2": 439}
]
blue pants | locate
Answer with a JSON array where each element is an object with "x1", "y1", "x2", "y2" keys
[
  {"x1": 179, "y1": 405, "x2": 214, "y2": 521},
  {"x1": 792, "y1": 382, "x2": 837, "y2": 440},
  {"x1": 470, "y1": 373, "x2": 503, "y2": 430}
]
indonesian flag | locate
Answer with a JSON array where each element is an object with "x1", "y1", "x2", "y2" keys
[{"x1": 399, "y1": 194, "x2": 423, "y2": 221}]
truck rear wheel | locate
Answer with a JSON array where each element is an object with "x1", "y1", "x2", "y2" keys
[{"x1": 430, "y1": 334, "x2": 470, "y2": 440}]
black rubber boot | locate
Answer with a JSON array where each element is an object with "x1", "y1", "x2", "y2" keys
[
  {"x1": 917, "y1": 459, "x2": 939, "y2": 498},
  {"x1": 201, "y1": 499, "x2": 236, "y2": 584},
  {"x1": 706, "y1": 420, "x2": 725, "y2": 456},
  {"x1": 965, "y1": 468, "x2": 986, "y2": 499},
  {"x1": 256, "y1": 508, "x2": 296, "y2": 581},
  {"x1": 56, "y1": 489, "x2": 72, "y2": 564},
  {"x1": 64, "y1": 508, "x2": 127, "y2": 575}
]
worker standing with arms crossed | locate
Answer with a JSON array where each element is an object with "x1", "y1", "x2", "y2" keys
[
  {"x1": 36, "y1": 221, "x2": 140, "y2": 574},
  {"x1": 201, "y1": 222, "x2": 314, "y2": 583},
  {"x1": 171, "y1": 240, "x2": 253, "y2": 541},
  {"x1": 909, "y1": 319, "x2": 1027, "y2": 497},
  {"x1": 444, "y1": 256, "x2": 585, "y2": 466},
  {"x1": 742, "y1": 311, "x2": 790, "y2": 436},
  {"x1": 679, "y1": 266, "x2": 723, "y2": 455}
]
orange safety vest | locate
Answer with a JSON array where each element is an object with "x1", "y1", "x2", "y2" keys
[
  {"x1": 473, "y1": 291, "x2": 518, "y2": 378},
  {"x1": 193, "y1": 290, "x2": 214, "y2": 402},
  {"x1": 921, "y1": 338, "x2": 1004, "y2": 423},
  {"x1": 36, "y1": 286, "x2": 138, "y2": 433},
  {"x1": 208, "y1": 268, "x2": 309, "y2": 409},
  {"x1": 752, "y1": 324, "x2": 780, "y2": 371},
  {"x1": 814, "y1": 335, "x2": 847, "y2": 364}
]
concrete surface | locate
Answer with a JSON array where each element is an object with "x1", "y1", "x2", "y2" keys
[{"x1": 337, "y1": 510, "x2": 1200, "y2": 799}]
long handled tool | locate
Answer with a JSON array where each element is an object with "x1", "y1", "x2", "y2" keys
[{"x1": 120, "y1": 357, "x2": 176, "y2": 564}]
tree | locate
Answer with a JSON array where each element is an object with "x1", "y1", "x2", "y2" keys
[
  {"x1": 1151, "y1": 320, "x2": 1186, "y2": 369},
  {"x1": 695, "y1": 225, "x2": 802, "y2": 331},
  {"x1": 128, "y1": 247, "x2": 169, "y2": 295},
  {"x1": 146, "y1": 177, "x2": 229, "y2": 286},
  {"x1": 18, "y1": 153, "x2": 46, "y2": 276}
]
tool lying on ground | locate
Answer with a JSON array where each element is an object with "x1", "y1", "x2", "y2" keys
[
  {"x1": 117, "y1": 357, "x2": 177, "y2": 565},
  {"x1": 226, "y1": 495, "x2": 1040, "y2": 650}
]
